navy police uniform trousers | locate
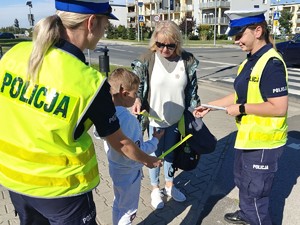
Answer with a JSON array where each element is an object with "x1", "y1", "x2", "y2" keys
[
  {"x1": 234, "y1": 146, "x2": 284, "y2": 225},
  {"x1": 9, "y1": 190, "x2": 97, "y2": 225}
]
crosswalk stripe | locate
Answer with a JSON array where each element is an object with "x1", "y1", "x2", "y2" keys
[
  {"x1": 289, "y1": 75, "x2": 300, "y2": 81},
  {"x1": 289, "y1": 89, "x2": 300, "y2": 95},
  {"x1": 200, "y1": 69, "x2": 300, "y2": 97}
]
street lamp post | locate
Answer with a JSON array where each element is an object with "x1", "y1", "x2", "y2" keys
[
  {"x1": 26, "y1": 1, "x2": 34, "y2": 27},
  {"x1": 213, "y1": 0, "x2": 217, "y2": 46},
  {"x1": 185, "y1": 18, "x2": 192, "y2": 44},
  {"x1": 136, "y1": 1, "x2": 140, "y2": 42},
  {"x1": 168, "y1": 0, "x2": 170, "y2": 20}
]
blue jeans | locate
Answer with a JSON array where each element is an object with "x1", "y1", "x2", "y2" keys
[{"x1": 148, "y1": 123, "x2": 180, "y2": 186}]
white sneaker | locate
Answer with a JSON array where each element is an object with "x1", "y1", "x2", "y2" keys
[
  {"x1": 164, "y1": 186, "x2": 186, "y2": 202},
  {"x1": 93, "y1": 126, "x2": 100, "y2": 140},
  {"x1": 151, "y1": 188, "x2": 164, "y2": 209}
]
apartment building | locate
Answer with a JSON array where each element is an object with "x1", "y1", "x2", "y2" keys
[
  {"x1": 111, "y1": 4, "x2": 128, "y2": 27},
  {"x1": 126, "y1": 0, "x2": 231, "y2": 35},
  {"x1": 127, "y1": 0, "x2": 196, "y2": 31},
  {"x1": 198, "y1": 0, "x2": 230, "y2": 35},
  {"x1": 270, "y1": 0, "x2": 300, "y2": 34},
  {"x1": 125, "y1": 0, "x2": 300, "y2": 35}
]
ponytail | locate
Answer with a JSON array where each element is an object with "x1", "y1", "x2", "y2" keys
[{"x1": 27, "y1": 15, "x2": 63, "y2": 83}]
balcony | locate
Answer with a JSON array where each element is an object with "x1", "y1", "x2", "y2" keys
[
  {"x1": 158, "y1": 8, "x2": 169, "y2": 14},
  {"x1": 181, "y1": 4, "x2": 193, "y2": 11},
  {"x1": 127, "y1": 11, "x2": 137, "y2": 17},
  {"x1": 200, "y1": 1, "x2": 230, "y2": 9},
  {"x1": 200, "y1": 16, "x2": 229, "y2": 25}
]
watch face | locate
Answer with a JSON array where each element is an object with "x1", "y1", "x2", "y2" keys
[{"x1": 239, "y1": 104, "x2": 245, "y2": 114}]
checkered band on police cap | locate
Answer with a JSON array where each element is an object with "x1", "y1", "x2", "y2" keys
[
  {"x1": 225, "y1": 9, "x2": 267, "y2": 36},
  {"x1": 55, "y1": 0, "x2": 118, "y2": 20}
]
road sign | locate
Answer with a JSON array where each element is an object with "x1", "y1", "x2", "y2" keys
[
  {"x1": 153, "y1": 15, "x2": 160, "y2": 22},
  {"x1": 138, "y1": 15, "x2": 144, "y2": 22},
  {"x1": 138, "y1": 1, "x2": 143, "y2": 7},
  {"x1": 274, "y1": 11, "x2": 280, "y2": 20}
]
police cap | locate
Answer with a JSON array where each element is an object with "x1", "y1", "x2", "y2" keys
[
  {"x1": 225, "y1": 9, "x2": 267, "y2": 36},
  {"x1": 55, "y1": 0, "x2": 118, "y2": 20}
]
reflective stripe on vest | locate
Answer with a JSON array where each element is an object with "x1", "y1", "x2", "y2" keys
[
  {"x1": 0, "y1": 42, "x2": 106, "y2": 197},
  {"x1": 235, "y1": 48, "x2": 288, "y2": 149}
]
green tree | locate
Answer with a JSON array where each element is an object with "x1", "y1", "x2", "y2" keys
[
  {"x1": 198, "y1": 24, "x2": 213, "y2": 40},
  {"x1": 178, "y1": 17, "x2": 195, "y2": 38},
  {"x1": 128, "y1": 24, "x2": 136, "y2": 40},
  {"x1": 278, "y1": 9, "x2": 293, "y2": 35},
  {"x1": 14, "y1": 19, "x2": 20, "y2": 34},
  {"x1": 106, "y1": 21, "x2": 115, "y2": 39},
  {"x1": 116, "y1": 25, "x2": 127, "y2": 39}
]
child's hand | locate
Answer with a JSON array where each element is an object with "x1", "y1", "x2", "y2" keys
[
  {"x1": 152, "y1": 128, "x2": 164, "y2": 140},
  {"x1": 193, "y1": 106, "x2": 211, "y2": 118},
  {"x1": 132, "y1": 98, "x2": 142, "y2": 114}
]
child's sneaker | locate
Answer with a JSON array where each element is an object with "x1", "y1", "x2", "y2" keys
[
  {"x1": 164, "y1": 186, "x2": 186, "y2": 202},
  {"x1": 151, "y1": 188, "x2": 164, "y2": 209}
]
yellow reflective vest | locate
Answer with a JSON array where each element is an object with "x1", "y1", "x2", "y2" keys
[
  {"x1": 0, "y1": 42, "x2": 106, "y2": 197},
  {"x1": 235, "y1": 48, "x2": 288, "y2": 150}
]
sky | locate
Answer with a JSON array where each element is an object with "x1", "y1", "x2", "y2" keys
[
  {"x1": 3, "y1": 0, "x2": 298, "y2": 29},
  {"x1": 0, "y1": 0, "x2": 127, "y2": 29}
]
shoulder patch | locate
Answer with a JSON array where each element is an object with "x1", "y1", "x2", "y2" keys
[{"x1": 272, "y1": 57, "x2": 283, "y2": 66}]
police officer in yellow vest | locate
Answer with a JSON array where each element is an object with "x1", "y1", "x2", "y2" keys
[
  {"x1": 0, "y1": 1, "x2": 162, "y2": 224},
  {"x1": 193, "y1": 9, "x2": 288, "y2": 225}
]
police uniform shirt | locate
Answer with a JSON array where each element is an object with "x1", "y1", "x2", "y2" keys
[
  {"x1": 234, "y1": 43, "x2": 288, "y2": 104},
  {"x1": 55, "y1": 39, "x2": 120, "y2": 139}
]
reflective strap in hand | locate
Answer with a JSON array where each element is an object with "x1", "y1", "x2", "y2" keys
[
  {"x1": 159, "y1": 134, "x2": 193, "y2": 159},
  {"x1": 139, "y1": 111, "x2": 164, "y2": 122}
]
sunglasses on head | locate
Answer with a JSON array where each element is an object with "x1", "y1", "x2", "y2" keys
[{"x1": 155, "y1": 42, "x2": 176, "y2": 50}]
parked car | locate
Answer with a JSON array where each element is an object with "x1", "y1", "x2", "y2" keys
[
  {"x1": 276, "y1": 33, "x2": 300, "y2": 67},
  {"x1": 0, "y1": 32, "x2": 15, "y2": 39},
  {"x1": 0, "y1": 46, "x2": 3, "y2": 59}
]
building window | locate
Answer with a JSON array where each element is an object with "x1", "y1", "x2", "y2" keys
[
  {"x1": 263, "y1": 0, "x2": 267, "y2": 4},
  {"x1": 254, "y1": 5, "x2": 259, "y2": 8}
]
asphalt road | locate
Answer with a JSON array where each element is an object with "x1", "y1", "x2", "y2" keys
[{"x1": 85, "y1": 44, "x2": 245, "y2": 81}]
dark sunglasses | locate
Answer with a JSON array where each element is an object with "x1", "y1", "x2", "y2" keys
[{"x1": 155, "y1": 42, "x2": 176, "y2": 50}]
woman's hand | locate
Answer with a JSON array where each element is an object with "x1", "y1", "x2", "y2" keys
[
  {"x1": 193, "y1": 106, "x2": 211, "y2": 118},
  {"x1": 131, "y1": 98, "x2": 142, "y2": 115},
  {"x1": 225, "y1": 104, "x2": 241, "y2": 117}
]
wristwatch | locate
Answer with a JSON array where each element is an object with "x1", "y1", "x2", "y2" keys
[{"x1": 239, "y1": 104, "x2": 246, "y2": 114}]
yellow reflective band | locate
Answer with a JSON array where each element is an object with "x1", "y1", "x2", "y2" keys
[
  {"x1": 159, "y1": 134, "x2": 193, "y2": 159},
  {"x1": 139, "y1": 110, "x2": 164, "y2": 122},
  {"x1": 0, "y1": 140, "x2": 95, "y2": 166},
  {"x1": 237, "y1": 130, "x2": 286, "y2": 141},
  {"x1": 0, "y1": 162, "x2": 99, "y2": 187}
]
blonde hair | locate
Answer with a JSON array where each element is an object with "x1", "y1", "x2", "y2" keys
[
  {"x1": 108, "y1": 68, "x2": 140, "y2": 94},
  {"x1": 149, "y1": 20, "x2": 183, "y2": 56},
  {"x1": 27, "y1": 11, "x2": 102, "y2": 83}
]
